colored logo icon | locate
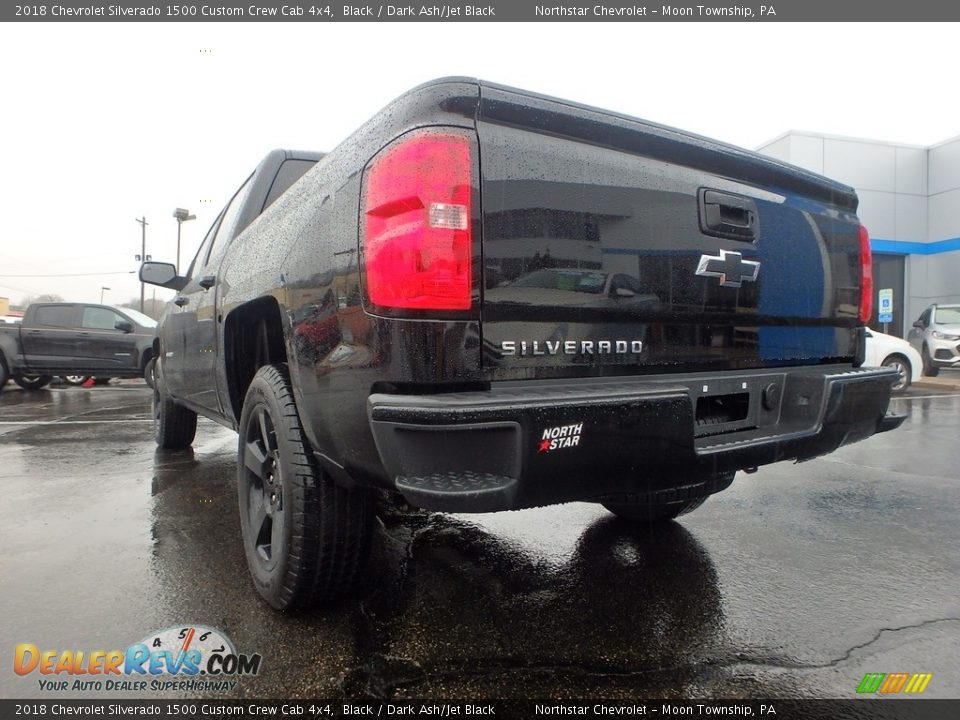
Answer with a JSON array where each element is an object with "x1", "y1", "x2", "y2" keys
[{"x1": 857, "y1": 672, "x2": 932, "y2": 694}]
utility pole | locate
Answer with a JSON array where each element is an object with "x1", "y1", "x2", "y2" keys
[{"x1": 136, "y1": 216, "x2": 149, "y2": 313}]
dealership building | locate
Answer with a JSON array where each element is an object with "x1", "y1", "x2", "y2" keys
[{"x1": 758, "y1": 132, "x2": 960, "y2": 338}]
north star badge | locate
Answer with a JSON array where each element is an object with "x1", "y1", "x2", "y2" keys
[
  {"x1": 538, "y1": 422, "x2": 583, "y2": 453},
  {"x1": 695, "y1": 249, "x2": 760, "y2": 288}
]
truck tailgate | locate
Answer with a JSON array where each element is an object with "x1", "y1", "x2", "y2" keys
[{"x1": 477, "y1": 83, "x2": 864, "y2": 381}]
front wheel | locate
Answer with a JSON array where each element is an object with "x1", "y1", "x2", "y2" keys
[
  {"x1": 238, "y1": 363, "x2": 373, "y2": 610},
  {"x1": 13, "y1": 374, "x2": 53, "y2": 391},
  {"x1": 153, "y1": 364, "x2": 197, "y2": 449},
  {"x1": 882, "y1": 354, "x2": 912, "y2": 393},
  {"x1": 602, "y1": 472, "x2": 735, "y2": 523},
  {"x1": 0, "y1": 356, "x2": 9, "y2": 388},
  {"x1": 62, "y1": 375, "x2": 90, "y2": 386},
  {"x1": 143, "y1": 357, "x2": 156, "y2": 389}
]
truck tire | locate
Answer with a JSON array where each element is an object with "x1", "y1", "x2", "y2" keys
[
  {"x1": 143, "y1": 357, "x2": 156, "y2": 389},
  {"x1": 13, "y1": 374, "x2": 53, "y2": 391},
  {"x1": 602, "y1": 472, "x2": 735, "y2": 523},
  {"x1": 153, "y1": 367, "x2": 197, "y2": 449},
  {"x1": 237, "y1": 363, "x2": 373, "y2": 610}
]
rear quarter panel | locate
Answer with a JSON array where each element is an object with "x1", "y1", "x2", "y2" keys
[{"x1": 218, "y1": 79, "x2": 483, "y2": 482}]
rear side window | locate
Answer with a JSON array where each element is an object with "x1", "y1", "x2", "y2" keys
[
  {"x1": 263, "y1": 159, "x2": 316, "y2": 210},
  {"x1": 81, "y1": 307, "x2": 125, "y2": 331},
  {"x1": 34, "y1": 305, "x2": 75, "y2": 328}
]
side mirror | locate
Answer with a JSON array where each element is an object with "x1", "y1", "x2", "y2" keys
[
  {"x1": 140, "y1": 262, "x2": 187, "y2": 291},
  {"x1": 912, "y1": 320, "x2": 924, "y2": 329},
  {"x1": 115, "y1": 320, "x2": 134, "y2": 333},
  {"x1": 614, "y1": 287, "x2": 636, "y2": 298}
]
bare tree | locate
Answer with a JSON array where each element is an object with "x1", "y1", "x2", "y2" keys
[{"x1": 22, "y1": 293, "x2": 65, "y2": 306}]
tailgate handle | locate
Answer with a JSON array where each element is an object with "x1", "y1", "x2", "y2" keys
[{"x1": 699, "y1": 189, "x2": 758, "y2": 241}]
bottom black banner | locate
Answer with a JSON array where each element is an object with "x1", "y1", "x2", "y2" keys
[{"x1": 2, "y1": 699, "x2": 957, "y2": 720}]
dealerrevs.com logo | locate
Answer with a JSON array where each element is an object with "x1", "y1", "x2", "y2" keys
[{"x1": 14, "y1": 625, "x2": 261, "y2": 693}]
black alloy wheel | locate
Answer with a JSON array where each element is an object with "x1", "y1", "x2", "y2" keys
[{"x1": 237, "y1": 364, "x2": 373, "y2": 610}]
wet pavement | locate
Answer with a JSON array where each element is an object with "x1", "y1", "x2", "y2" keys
[{"x1": 1, "y1": 382, "x2": 958, "y2": 700}]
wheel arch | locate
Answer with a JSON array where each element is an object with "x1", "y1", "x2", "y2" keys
[
  {"x1": 881, "y1": 351, "x2": 912, "y2": 368},
  {"x1": 139, "y1": 342, "x2": 155, "y2": 372},
  {"x1": 222, "y1": 296, "x2": 292, "y2": 424}
]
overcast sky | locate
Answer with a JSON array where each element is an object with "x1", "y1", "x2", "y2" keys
[{"x1": 1, "y1": 22, "x2": 957, "y2": 307}]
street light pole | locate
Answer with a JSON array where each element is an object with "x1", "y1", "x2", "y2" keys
[
  {"x1": 173, "y1": 208, "x2": 196, "y2": 274},
  {"x1": 100, "y1": 287, "x2": 110, "y2": 304},
  {"x1": 136, "y1": 216, "x2": 149, "y2": 313}
]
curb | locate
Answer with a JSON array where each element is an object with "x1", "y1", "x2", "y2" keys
[{"x1": 913, "y1": 380, "x2": 960, "y2": 391}]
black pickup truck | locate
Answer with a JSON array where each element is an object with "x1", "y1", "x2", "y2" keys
[
  {"x1": 0, "y1": 302, "x2": 157, "y2": 391},
  {"x1": 141, "y1": 78, "x2": 906, "y2": 610}
]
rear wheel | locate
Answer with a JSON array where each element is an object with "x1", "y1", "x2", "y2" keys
[
  {"x1": 238, "y1": 363, "x2": 373, "y2": 610},
  {"x1": 602, "y1": 472, "x2": 735, "y2": 523},
  {"x1": 62, "y1": 375, "x2": 90, "y2": 386},
  {"x1": 0, "y1": 356, "x2": 9, "y2": 388},
  {"x1": 882, "y1": 354, "x2": 911, "y2": 393},
  {"x1": 153, "y1": 363, "x2": 197, "y2": 450},
  {"x1": 13, "y1": 374, "x2": 53, "y2": 391},
  {"x1": 922, "y1": 345, "x2": 940, "y2": 377}
]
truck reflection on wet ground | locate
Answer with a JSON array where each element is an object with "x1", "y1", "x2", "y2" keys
[
  {"x1": 1, "y1": 384, "x2": 958, "y2": 699},
  {"x1": 147, "y1": 436, "x2": 730, "y2": 698}
]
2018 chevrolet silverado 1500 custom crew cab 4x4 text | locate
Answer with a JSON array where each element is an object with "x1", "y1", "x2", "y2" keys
[
  {"x1": 0, "y1": 302, "x2": 158, "y2": 391},
  {"x1": 140, "y1": 79, "x2": 906, "y2": 610}
]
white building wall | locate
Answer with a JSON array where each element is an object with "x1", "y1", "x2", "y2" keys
[
  {"x1": 928, "y1": 136, "x2": 960, "y2": 196},
  {"x1": 757, "y1": 131, "x2": 960, "y2": 336}
]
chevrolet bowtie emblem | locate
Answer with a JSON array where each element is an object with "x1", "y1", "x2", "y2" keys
[{"x1": 695, "y1": 250, "x2": 760, "y2": 288}]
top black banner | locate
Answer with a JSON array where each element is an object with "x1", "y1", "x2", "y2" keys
[{"x1": 4, "y1": 0, "x2": 960, "y2": 22}]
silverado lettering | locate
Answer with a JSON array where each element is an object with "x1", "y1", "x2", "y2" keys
[
  {"x1": 137, "y1": 79, "x2": 906, "y2": 611},
  {"x1": 500, "y1": 340, "x2": 644, "y2": 356}
]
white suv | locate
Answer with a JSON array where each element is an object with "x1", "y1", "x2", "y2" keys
[{"x1": 907, "y1": 304, "x2": 960, "y2": 376}]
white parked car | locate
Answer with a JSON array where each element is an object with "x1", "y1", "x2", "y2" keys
[{"x1": 865, "y1": 329, "x2": 922, "y2": 393}]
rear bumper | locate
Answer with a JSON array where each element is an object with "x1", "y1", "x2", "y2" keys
[{"x1": 367, "y1": 365, "x2": 906, "y2": 512}]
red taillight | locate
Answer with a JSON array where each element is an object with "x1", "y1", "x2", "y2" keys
[
  {"x1": 859, "y1": 224, "x2": 873, "y2": 323},
  {"x1": 362, "y1": 132, "x2": 473, "y2": 311}
]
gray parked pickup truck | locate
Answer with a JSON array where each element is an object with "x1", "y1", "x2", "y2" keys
[
  {"x1": 0, "y1": 303, "x2": 157, "y2": 391},
  {"x1": 140, "y1": 78, "x2": 906, "y2": 611}
]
